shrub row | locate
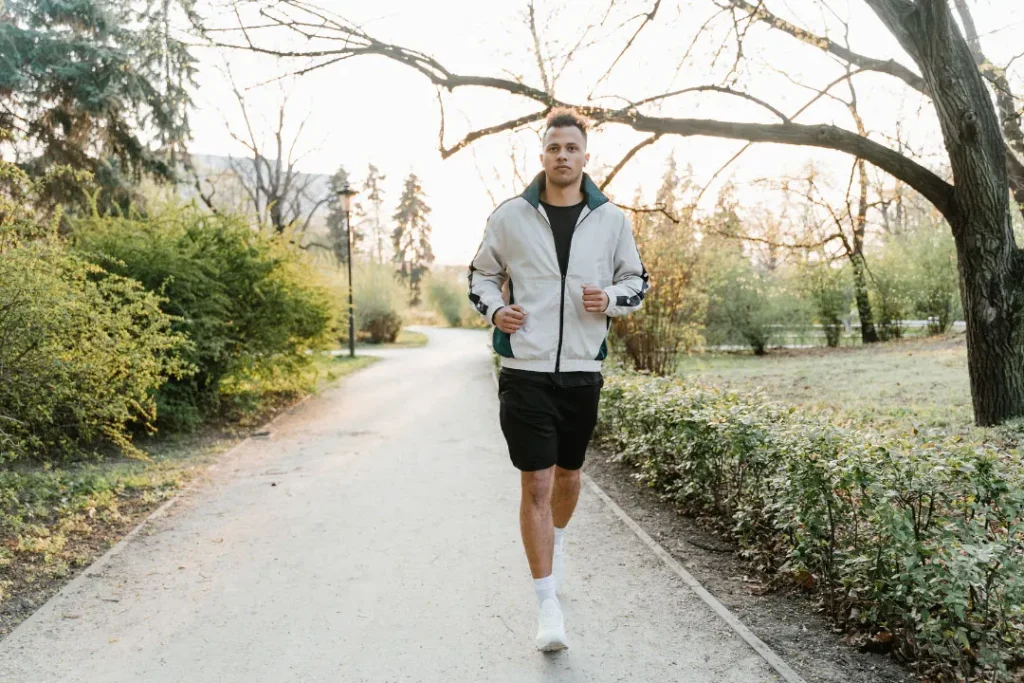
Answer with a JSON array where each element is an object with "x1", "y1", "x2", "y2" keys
[
  {"x1": 595, "y1": 373, "x2": 1024, "y2": 681},
  {"x1": 73, "y1": 205, "x2": 340, "y2": 432},
  {"x1": 0, "y1": 201, "x2": 343, "y2": 463},
  {"x1": 0, "y1": 242, "x2": 190, "y2": 463}
]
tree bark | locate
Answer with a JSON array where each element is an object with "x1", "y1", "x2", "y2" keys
[
  {"x1": 850, "y1": 254, "x2": 879, "y2": 344},
  {"x1": 866, "y1": 0, "x2": 1024, "y2": 425},
  {"x1": 848, "y1": 108, "x2": 878, "y2": 343}
]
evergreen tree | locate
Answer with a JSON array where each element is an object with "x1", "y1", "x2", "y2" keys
[
  {"x1": 364, "y1": 164, "x2": 388, "y2": 264},
  {"x1": 325, "y1": 165, "x2": 364, "y2": 264},
  {"x1": 391, "y1": 173, "x2": 435, "y2": 305},
  {"x1": 0, "y1": 0, "x2": 201, "y2": 210}
]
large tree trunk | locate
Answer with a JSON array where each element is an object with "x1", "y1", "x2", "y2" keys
[
  {"x1": 952, "y1": 214, "x2": 1024, "y2": 425},
  {"x1": 866, "y1": 0, "x2": 1024, "y2": 425}
]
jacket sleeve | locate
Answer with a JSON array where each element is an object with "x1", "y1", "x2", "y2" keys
[
  {"x1": 467, "y1": 210, "x2": 508, "y2": 324},
  {"x1": 602, "y1": 213, "x2": 649, "y2": 318}
]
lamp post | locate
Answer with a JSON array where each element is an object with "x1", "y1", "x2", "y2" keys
[{"x1": 337, "y1": 181, "x2": 359, "y2": 358}]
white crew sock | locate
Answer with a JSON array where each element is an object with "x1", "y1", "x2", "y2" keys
[
  {"x1": 534, "y1": 575, "x2": 558, "y2": 606},
  {"x1": 554, "y1": 526, "x2": 566, "y2": 553}
]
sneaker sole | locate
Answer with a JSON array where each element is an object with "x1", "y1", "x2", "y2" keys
[
  {"x1": 537, "y1": 632, "x2": 569, "y2": 652},
  {"x1": 538, "y1": 639, "x2": 568, "y2": 652}
]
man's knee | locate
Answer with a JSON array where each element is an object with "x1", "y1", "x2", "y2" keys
[
  {"x1": 554, "y1": 466, "x2": 581, "y2": 492},
  {"x1": 521, "y1": 468, "x2": 554, "y2": 507}
]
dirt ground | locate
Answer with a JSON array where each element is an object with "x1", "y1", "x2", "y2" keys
[{"x1": 583, "y1": 450, "x2": 916, "y2": 683}]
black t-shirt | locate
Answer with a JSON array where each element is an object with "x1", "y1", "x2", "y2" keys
[{"x1": 541, "y1": 199, "x2": 586, "y2": 278}]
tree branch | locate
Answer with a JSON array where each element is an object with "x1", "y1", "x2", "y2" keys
[
  {"x1": 721, "y1": 0, "x2": 927, "y2": 94},
  {"x1": 600, "y1": 133, "x2": 662, "y2": 190},
  {"x1": 620, "y1": 203, "x2": 679, "y2": 223},
  {"x1": 628, "y1": 85, "x2": 790, "y2": 122},
  {"x1": 440, "y1": 109, "x2": 550, "y2": 159},
  {"x1": 616, "y1": 113, "x2": 952, "y2": 216},
  {"x1": 588, "y1": 0, "x2": 662, "y2": 98},
  {"x1": 527, "y1": 1, "x2": 553, "y2": 97}
]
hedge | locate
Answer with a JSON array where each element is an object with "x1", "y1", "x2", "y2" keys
[
  {"x1": 73, "y1": 206, "x2": 339, "y2": 430},
  {"x1": 596, "y1": 373, "x2": 1024, "y2": 681},
  {"x1": 0, "y1": 243, "x2": 190, "y2": 463}
]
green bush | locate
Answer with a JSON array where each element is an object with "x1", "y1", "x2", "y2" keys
[
  {"x1": 73, "y1": 205, "x2": 337, "y2": 430},
  {"x1": 869, "y1": 242, "x2": 916, "y2": 341},
  {"x1": 798, "y1": 259, "x2": 852, "y2": 348},
  {"x1": 904, "y1": 229, "x2": 961, "y2": 334},
  {"x1": 425, "y1": 273, "x2": 488, "y2": 329},
  {"x1": 0, "y1": 242, "x2": 191, "y2": 462},
  {"x1": 596, "y1": 373, "x2": 1024, "y2": 680},
  {"x1": 705, "y1": 254, "x2": 809, "y2": 354},
  {"x1": 426, "y1": 275, "x2": 465, "y2": 327},
  {"x1": 352, "y1": 261, "x2": 406, "y2": 343}
]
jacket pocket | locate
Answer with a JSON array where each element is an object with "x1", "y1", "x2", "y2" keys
[
  {"x1": 563, "y1": 273, "x2": 613, "y2": 362},
  {"x1": 509, "y1": 276, "x2": 561, "y2": 361}
]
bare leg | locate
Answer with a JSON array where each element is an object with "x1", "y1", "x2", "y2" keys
[
  {"x1": 551, "y1": 466, "x2": 581, "y2": 530},
  {"x1": 520, "y1": 467, "x2": 555, "y2": 579}
]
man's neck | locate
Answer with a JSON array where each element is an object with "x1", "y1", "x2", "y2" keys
[{"x1": 540, "y1": 175, "x2": 585, "y2": 207}]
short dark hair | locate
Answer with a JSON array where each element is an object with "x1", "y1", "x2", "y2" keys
[{"x1": 545, "y1": 108, "x2": 588, "y2": 141}]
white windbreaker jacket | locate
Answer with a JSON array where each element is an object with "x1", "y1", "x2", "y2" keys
[{"x1": 468, "y1": 172, "x2": 649, "y2": 373}]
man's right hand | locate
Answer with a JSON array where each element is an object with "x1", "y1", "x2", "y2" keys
[{"x1": 494, "y1": 305, "x2": 527, "y2": 334}]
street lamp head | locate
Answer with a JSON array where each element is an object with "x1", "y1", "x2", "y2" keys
[{"x1": 337, "y1": 181, "x2": 359, "y2": 213}]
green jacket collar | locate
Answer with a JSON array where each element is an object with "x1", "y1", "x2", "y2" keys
[{"x1": 521, "y1": 172, "x2": 609, "y2": 211}]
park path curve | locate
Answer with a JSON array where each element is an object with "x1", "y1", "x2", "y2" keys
[{"x1": 0, "y1": 327, "x2": 782, "y2": 683}]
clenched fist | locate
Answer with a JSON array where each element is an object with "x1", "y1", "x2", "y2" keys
[
  {"x1": 582, "y1": 285, "x2": 609, "y2": 313},
  {"x1": 494, "y1": 304, "x2": 528, "y2": 334}
]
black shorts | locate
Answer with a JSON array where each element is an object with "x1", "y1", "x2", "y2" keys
[{"x1": 497, "y1": 369, "x2": 604, "y2": 472}]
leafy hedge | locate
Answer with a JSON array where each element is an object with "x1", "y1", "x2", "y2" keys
[
  {"x1": 596, "y1": 373, "x2": 1024, "y2": 681},
  {"x1": 0, "y1": 242, "x2": 190, "y2": 463},
  {"x1": 73, "y1": 206, "x2": 339, "y2": 430}
]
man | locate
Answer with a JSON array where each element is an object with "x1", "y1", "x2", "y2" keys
[{"x1": 467, "y1": 108, "x2": 648, "y2": 651}]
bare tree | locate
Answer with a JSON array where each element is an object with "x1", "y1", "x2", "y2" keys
[
  {"x1": 223, "y1": 72, "x2": 330, "y2": 234},
  {"x1": 763, "y1": 161, "x2": 882, "y2": 343},
  {"x1": 216, "y1": 1, "x2": 1024, "y2": 426}
]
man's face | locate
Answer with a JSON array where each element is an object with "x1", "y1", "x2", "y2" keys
[{"x1": 540, "y1": 126, "x2": 589, "y2": 189}]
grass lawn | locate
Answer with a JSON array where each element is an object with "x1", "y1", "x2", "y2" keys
[
  {"x1": 674, "y1": 334, "x2": 974, "y2": 433},
  {"x1": 0, "y1": 432, "x2": 225, "y2": 637},
  {"x1": 311, "y1": 353, "x2": 379, "y2": 391},
  {"x1": 0, "y1": 351, "x2": 378, "y2": 638}
]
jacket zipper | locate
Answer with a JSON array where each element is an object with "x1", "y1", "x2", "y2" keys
[{"x1": 534, "y1": 203, "x2": 599, "y2": 375}]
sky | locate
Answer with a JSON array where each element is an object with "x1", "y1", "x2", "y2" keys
[{"x1": 187, "y1": 0, "x2": 1024, "y2": 265}]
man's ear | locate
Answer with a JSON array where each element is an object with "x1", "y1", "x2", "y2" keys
[{"x1": 584, "y1": 152, "x2": 590, "y2": 166}]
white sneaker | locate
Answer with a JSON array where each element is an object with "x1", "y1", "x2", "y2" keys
[
  {"x1": 553, "y1": 547, "x2": 566, "y2": 593},
  {"x1": 535, "y1": 598, "x2": 568, "y2": 651}
]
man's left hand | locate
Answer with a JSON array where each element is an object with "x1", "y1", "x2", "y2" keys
[{"x1": 582, "y1": 285, "x2": 609, "y2": 313}]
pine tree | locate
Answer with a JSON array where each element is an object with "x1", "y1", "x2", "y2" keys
[
  {"x1": 392, "y1": 173, "x2": 435, "y2": 305},
  {"x1": 325, "y1": 165, "x2": 363, "y2": 264},
  {"x1": 0, "y1": 0, "x2": 201, "y2": 210},
  {"x1": 364, "y1": 164, "x2": 389, "y2": 264}
]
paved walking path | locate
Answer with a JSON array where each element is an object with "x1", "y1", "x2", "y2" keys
[{"x1": 0, "y1": 328, "x2": 780, "y2": 683}]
